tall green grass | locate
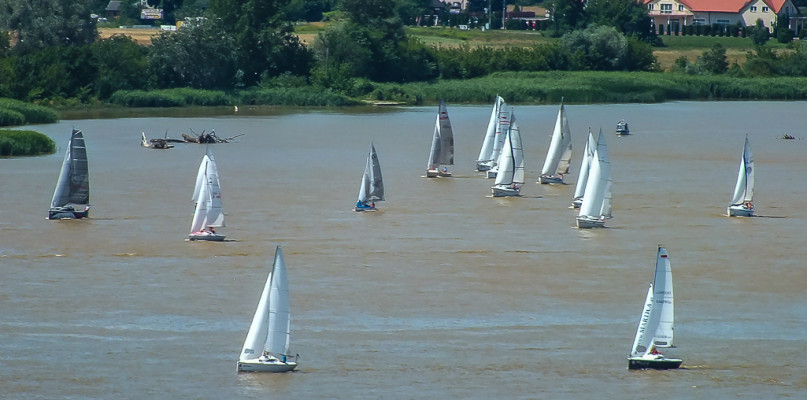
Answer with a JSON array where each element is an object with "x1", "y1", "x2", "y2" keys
[
  {"x1": 108, "y1": 88, "x2": 235, "y2": 107},
  {"x1": 0, "y1": 98, "x2": 60, "y2": 126},
  {"x1": 0, "y1": 129, "x2": 56, "y2": 156},
  {"x1": 361, "y1": 71, "x2": 807, "y2": 104}
]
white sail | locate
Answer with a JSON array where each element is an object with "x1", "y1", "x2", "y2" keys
[
  {"x1": 488, "y1": 107, "x2": 511, "y2": 173},
  {"x1": 630, "y1": 246, "x2": 675, "y2": 357},
  {"x1": 730, "y1": 137, "x2": 754, "y2": 205},
  {"x1": 358, "y1": 143, "x2": 384, "y2": 204},
  {"x1": 477, "y1": 96, "x2": 504, "y2": 163},
  {"x1": 630, "y1": 284, "x2": 655, "y2": 357},
  {"x1": 189, "y1": 154, "x2": 224, "y2": 234},
  {"x1": 650, "y1": 246, "x2": 675, "y2": 348},
  {"x1": 578, "y1": 128, "x2": 610, "y2": 221},
  {"x1": 572, "y1": 130, "x2": 596, "y2": 202},
  {"x1": 493, "y1": 121, "x2": 525, "y2": 187},
  {"x1": 427, "y1": 101, "x2": 455, "y2": 170},
  {"x1": 240, "y1": 246, "x2": 292, "y2": 361},
  {"x1": 541, "y1": 102, "x2": 572, "y2": 176},
  {"x1": 50, "y1": 129, "x2": 90, "y2": 208}
]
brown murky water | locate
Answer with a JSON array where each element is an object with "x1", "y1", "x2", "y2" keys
[{"x1": 1, "y1": 102, "x2": 805, "y2": 399}]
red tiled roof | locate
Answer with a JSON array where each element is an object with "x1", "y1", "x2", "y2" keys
[{"x1": 642, "y1": 0, "x2": 791, "y2": 14}]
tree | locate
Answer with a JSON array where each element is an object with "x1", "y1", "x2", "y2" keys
[
  {"x1": 91, "y1": 35, "x2": 149, "y2": 98},
  {"x1": 0, "y1": 0, "x2": 98, "y2": 54},
  {"x1": 751, "y1": 19, "x2": 770, "y2": 45},
  {"x1": 148, "y1": 19, "x2": 238, "y2": 89},
  {"x1": 585, "y1": 0, "x2": 658, "y2": 43},
  {"x1": 209, "y1": 0, "x2": 312, "y2": 86},
  {"x1": 696, "y1": 43, "x2": 728, "y2": 74},
  {"x1": 551, "y1": 0, "x2": 586, "y2": 34},
  {"x1": 562, "y1": 25, "x2": 628, "y2": 70}
]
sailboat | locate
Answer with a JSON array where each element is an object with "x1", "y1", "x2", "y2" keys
[
  {"x1": 426, "y1": 100, "x2": 455, "y2": 178},
  {"x1": 576, "y1": 128, "x2": 612, "y2": 228},
  {"x1": 237, "y1": 245, "x2": 298, "y2": 373},
  {"x1": 616, "y1": 119, "x2": 630, "y2": 136},
  {"x1": 539, "y1": 101, "x2": 572, "y2": 184},
  {"x1": 355, "y1": 143, "x2": 384, "y2": 211},
  {"x1": 727, "y1": 136, "x2": 754, "y2": 217},
  {"x1": 628, "y1": 246, "x2": 683, "y2": 370},
  {"x1": 48, "y1": 129, "x2": 90, "y2": 220},
  {"x1": 188, "y1": 151, "x2": 225, "y2": 241},
  {"x1": 486, "y1": 106, "x2": 512, "y2": 179},
  {"x1": 571, "y1": 129, "x2": 596, "y2": 208},
  {"x1": 476, "y1": 96, "x2": 505, "y2": 171},
  {"x1": 491, "y1": 117, "x2": 525, "y2": 197}
]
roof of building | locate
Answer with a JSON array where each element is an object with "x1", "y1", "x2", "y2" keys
[
  {"x1": 106, "y1": 1, "x2": 121, "y2": 12},
  {"x1": 643, "y1": 0, "x2": 790, "y2": 14}
]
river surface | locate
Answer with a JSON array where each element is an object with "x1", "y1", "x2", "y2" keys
[{"x1": 1, "y1": 102, "x2": 806, "y2": 399}]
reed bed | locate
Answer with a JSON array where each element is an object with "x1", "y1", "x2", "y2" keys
[
  {"x1": 363, "y1": 71, "x2": 807, "y2": 104},
  {"x1": 0, "y1": 98, "x2": 59, "y2": 126},
  {"x1": 0, "y1": 129, "x2": 56, "y2": 156}
]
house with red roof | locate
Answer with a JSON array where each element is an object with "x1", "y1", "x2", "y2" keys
[{"x1": 643, "y1": 0, "x2": 800, "y2": 34}]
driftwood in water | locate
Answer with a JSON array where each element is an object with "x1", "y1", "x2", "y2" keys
[{"x1": 182, "y1": 129, "x2": 243, "y2": 144}]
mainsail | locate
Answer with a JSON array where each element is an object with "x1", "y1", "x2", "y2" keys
[{"x1": 50, "y1": 129, "x2": 90, "y2": 209}]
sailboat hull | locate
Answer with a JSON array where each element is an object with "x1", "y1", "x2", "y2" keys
[
  {"x1": 426, "y1": 169, "x2": 439, "y2": 178},
  {"x1": 491, "y1": 185, "x2": 520, "y2": 197},
  {"x1": 48, "y1": 206, "x2": 89, "y2": 220},
  {"x1": 476, "y1": 162, "x2": 492, "y2": 171},
  {"x1": 486, "y1": 170, "x2": 498, "y2": 179},
  {"x1": 539, "y1": 174, "x2": 564, "y2": 184},
  {"x1": 576, "y1": 216, "x2": 605, "y2": 229},
  {"x1": 188, "y1": 233, "x2": 226, "y2": 241},
  {"x1": 237, "y1": 360, "x2": 297, "y2": 373},
  {"x1": 727, "y1": 205, "x2": 754, "y2": 217},
  {"x1": 628, "y1": 357, "x2": 682, "y2": 370},
  {"x1": 570, "y1": 198, "x2": 583, "y2": 209}
]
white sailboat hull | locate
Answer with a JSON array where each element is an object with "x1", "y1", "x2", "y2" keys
[
  {"x1": 486, "y1": 170, "x2": 497, "y2": 179},
  {"x1": 576, "y1": 216, "x2": 605, "y2": 229},
  {"x1": 539, "y1": 174, "x2": 564, "y2": 184},
  {"x1": 237, "y1": 359, "x2": 297, "y2": 373},
  {"x1": 728, "y1": 204, "x2": 754, "y2": 217},
  {"x1": 570, "y1": 197, "x2": 583, "y2": 209},
  {"x1": 476, "y1": 161, "x2": 492, "y2": 171},
  {"x1": 188, "y1": 232, "x2": 226, "y2": 241},
  {"x1": 426, "y1": 169, "x2": 439, "y2": 178},
  {"x1": 491, "y1": 185, "x2": 520, "y2": 197}
]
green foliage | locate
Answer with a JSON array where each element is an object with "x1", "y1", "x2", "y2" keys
[
  {"x1": 584, "y1": 0, "x2": 659, "y2": 44},
  {"x1": 359, "y1": 71, "x2": 807, "y2": 104},
  {"x1": 10, "y1": 46, "x2": 97, "y2": 102},
  {"x1": 551, "y1": 0, "x2": 586, "y2": 34},
  {"x1": 148, "y1": 19, "x2": 238, "y2": 89},
  {"x1": 562, "y1": 25, "x2": 628, "y2": 70},
  {"x1": 209, "y1": 0, "x2": 313, "y2": 86},
  {"x1": 0, "y1": 0, "x2": 98, "y2": 54},
  {"x1": 108, "y1": 89, "x2": 234, "y2": 107},
  {"x1": 751, "y1": 19, "x2": 770, "y2": 46},
  {"x1": 91, "y1": 35, "x2": 149, "y2": 99},
  {"x1": 0, "y1": 108, "x2": 25, "y2": 126},
  {"x1": 0, "y1": 129, "x2": 56, "y2": 155},
  {"x1": 697, "y1": 43, "x2": 729, "y2": 74},
  {"x1": 0, "y1": 99, "x2": 59, "y2": 123}
]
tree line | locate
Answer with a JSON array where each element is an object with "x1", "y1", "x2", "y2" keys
[{"x1": 0, "y1": 0, "x2": 805, "y2": 106}]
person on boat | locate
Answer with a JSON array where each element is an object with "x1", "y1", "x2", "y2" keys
[
  {"x1": 441, "y1": 166, "x2": 448, "y2": 174},
  {"x1": 744, "y1": 201, "x2": 754, "y2": 210}
]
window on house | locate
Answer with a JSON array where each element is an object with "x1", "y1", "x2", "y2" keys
[
  {"x1": 661, "y1": 3, "x2": 672, "y2": 14},
  {"x1": 693, "y1": 18, "x2": 706, "y2": 25},
  {"x1": 648, "y1": 4, "x2": 654, "y2": 10},
  {"x1": 750, "y1": 6, "x2": 757, "y2": 12},
  {"x1": 716, "y1": 19, "x2": 730, "y2": 25},
  {"x1": 679, "y1": 5, "x2": 684, "y2": 11},
  {"x1": 762, "y1": 6, "x2": 769, "y2": 12}
]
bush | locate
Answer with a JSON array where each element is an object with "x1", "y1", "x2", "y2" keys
[
  {"x1": 0, "y1": 108, "x2": 25, "y2": 126},
  {"x1": 239, "y1": 87, "x2": 357, "y2": 106},
  {"x1": 0, "y1": 98, "x2": 59, "y2": 124},
  {"x1": 0, "y1": 129, "x2": 56, "y2": 155}
]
